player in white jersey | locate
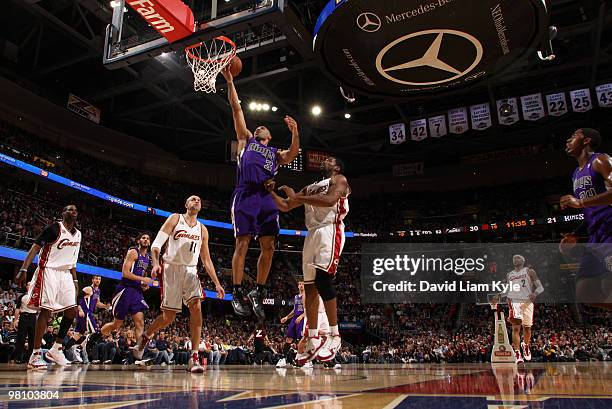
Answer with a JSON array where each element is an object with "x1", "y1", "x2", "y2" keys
[
  {"x1": 16, "y1": 205, "x2": 81, "y2": 369},
  {"x1": 505, "y1": 255, "x2": 544, "y2": 363},
  {"x1": 132, "y1": 195, "x2": 225, "y2": 373},
  {"x1": 266, "y1": 156, "x2": 350, "y2": 365}
]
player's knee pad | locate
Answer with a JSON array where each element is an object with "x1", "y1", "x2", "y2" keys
[{"x1": 314, "y1": 269, "x2": 336, "y2": 301}]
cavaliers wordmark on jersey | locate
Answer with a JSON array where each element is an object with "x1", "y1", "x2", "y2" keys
[{"x1": 164, "y1": 215, "x2": 202, "y2": 267}]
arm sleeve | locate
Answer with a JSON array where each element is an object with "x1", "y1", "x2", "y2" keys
[{"x1": 34, "y1": 223, "x2": 60, "y2": 246}]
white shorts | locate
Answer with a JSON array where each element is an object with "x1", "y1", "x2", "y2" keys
[
  {"x1": 509, "y1": 301, "x2": 534, "y2": 327},
  {"x1": 302, "y1": 224, "x2": 345, "y2": 283},
  {"x1": 27, "y1": 266, "x2": 76, "y2": 312},
  {"x1": 161, "y1": 263, "x2": 204, "y2": 311}
]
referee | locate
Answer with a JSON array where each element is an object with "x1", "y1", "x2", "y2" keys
[{"x1": 14, "y1": 281, "x2": 37, "y2": 364}]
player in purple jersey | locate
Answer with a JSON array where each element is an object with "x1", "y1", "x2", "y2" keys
[
  {"x1": 559, "y1": 128, "x2": 612, "y2": 307},
  {"x1": 97, "y1": 233, "x2": 152, "y2": 344},
  {"x1": 276, "y1": 282, "x2": 306, "y2": 368},
  {"x1": 221, "y1": 65, "x2": 300, "y2": 319}
]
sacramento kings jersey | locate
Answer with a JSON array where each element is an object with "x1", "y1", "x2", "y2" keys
[
  {"x1": 121, "y1": 248, "x2": 150, "y2": 288},
  {"x1": 507, "y1": 267, "x2": 532, "y2": 301},
  {"x1": 80, "y1": 286, "x2": 99, "y2": 315},
  {"x1": 572, "y1": 153, "x2": 612, "y2": 237},
  {"x1": 293, "y1": 294, "x2": 304, "y2": 315},
  {"x1": 236, "y1": 137, "x2": 278, "y2": 188},
  {"x1": 35, "y1": 221, "x2": 81, "y2": 271},
  {"x1": 304, "y1": 178, "x2": 350, "y2": 230},
  {"x1": 164, "y1": 215, "x2": 201, "y2": 266}
]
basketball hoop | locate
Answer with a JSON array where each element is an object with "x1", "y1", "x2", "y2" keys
[{"x1": 185, "y1": 36, "x2": 236, "y2": 93}]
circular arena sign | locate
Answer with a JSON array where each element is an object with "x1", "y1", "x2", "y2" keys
[{"x1": 314, "y1": 0, "x2": 550, "y2": 98}]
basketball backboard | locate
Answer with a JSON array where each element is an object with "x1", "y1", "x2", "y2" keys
[{"x1": 103, "y1": 0, "x2": 312, "y2": 69}]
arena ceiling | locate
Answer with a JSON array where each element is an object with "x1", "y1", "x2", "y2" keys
[{"x1": 0, "y1": 0, "x2": 611, "y2": 175}]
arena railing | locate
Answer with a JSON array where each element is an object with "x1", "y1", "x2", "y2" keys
[{"x1": 0, "y1": 152, "x2": 355, "y2": 238}]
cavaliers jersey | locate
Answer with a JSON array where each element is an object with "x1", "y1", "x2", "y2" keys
[
  {"x1": 120, "y1": 248, "x2": 150, "y2": 288},
  {"x1": 293, "y1": 294, "x2": 304, "y2": 315},
  {"x1": 572, "y1": 153, "x2": 612, "y2": 237},
  {"x1": 236, "y1": 137, "x2": 278, "y2": 189},
  {"x1": 35, "y1": 221, "x2": 81, "y2": 271},
  {"x1": 304, "y1": 178, "x2": 350, "y2": 230},
  {"x1": 163, "y1": 214, "x2": 202, "y2": 266},
  {"x1": 507, "y1": 267, "x2": 532, "y2": 301}
]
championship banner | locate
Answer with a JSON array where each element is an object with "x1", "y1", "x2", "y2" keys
[
  {"x1": 410, "y1": 119, "x2": 428, "y2": 141},
  {"x1": 448, "y1": 108, "x2": 469, "y2": 135},
  {"x1": 545, "y1": 92, "x2": 568, "y2": 117},
  {"x1": 389, "y1": 123, "x2": 406, "y2": 145},
  {"x1": 428, "y1": 115, "x2": 447, "y2": 138},
  {"x1": 469, "y1": 103, "x2": 492, "y2": 130},
  {"x1": 595, "y1": 83, "x2": 612, "y2": 108},
  {"x1": 67, "y1": 94, "x2": 101, "y2": 124},
  {"x1": 496, "y1": 98, "x2": 519, "y2": 125},
  {"x1": 570, "y1": 88, "x2": 592, "y2": 113},
  {"x1": 393, "y1": 162, "x2": 424, "y2": 177},
  {"x1": 306, "y1": 150, "x2": 333, "y2": 172},
  {"x1": 520, "y1": 93, "x2": 545, "y2": 121}
]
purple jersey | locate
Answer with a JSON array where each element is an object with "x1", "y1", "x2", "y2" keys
[
  {"x1": 293, "y1": 294, "x2": 304, "y2": 315},
  {"x1": 79, "y1": 287, "x2": 99, "y2": 315},
  {"x1": 572, "y1": 153, "x2": 612, "y2": 237},
  {"x1": 120, "y1": 248, "x2": 150, "y2": 289},
  {"x1": 236, "y1": 137, "x2": 278, "y2": 189}
]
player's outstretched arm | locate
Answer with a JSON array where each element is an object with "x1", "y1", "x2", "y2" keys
[
  {"x1": 264, "y1": 180, "x2": 303, "y2": 212},
  {"x1": 277, "y1": 116, "x2": 300, "y2": 165},
  {"x1": 16, "y1": 243, "x2": 41, "y2": 287},
  {"x1": 200, "y1": 224, "x2": 225, "y2": 299},
  {"x1": 221, "y1": 66, "x2": 251, "y2": 145},
  {"x1": 121, "y1": 248, "x2": 151, "y2": 285},
  {"x1": 291, "y1": 175, "x2": 349, "y2": 207}
]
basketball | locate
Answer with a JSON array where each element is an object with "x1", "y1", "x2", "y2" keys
[{"x1": 229, "y1": 56, "x2": 242, "y2": 77}]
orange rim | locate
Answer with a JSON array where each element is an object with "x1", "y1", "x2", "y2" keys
[{"x1": 185, "y1": 36, "x2": 236, "y2": 63}]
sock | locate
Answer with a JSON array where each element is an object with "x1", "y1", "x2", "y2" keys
[
  {"x1": 330, "y1": 325, "x2": 340, "y2": 337},
  {"x1": 65, "y1": 336, "x2": 83, "y2": 350},
  {"x1": 51, "y1": 342, "x2": 62, "y2": 351},
  {"x1": 57, "y1": 314, "x2": 74, "y2": 341},
  {"x1": 233, "y1": 285, "x2": 243, "y2": 297},
  {"x1": 308, "y1": 329, "x2": 318, "y2": 338},
  {"x1": 256, "y1": 283, "x2": 266, "y2": 294}
]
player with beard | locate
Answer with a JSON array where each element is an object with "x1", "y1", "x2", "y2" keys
[
  {"x1": 266, "y1": 156, "x2": 350, "y2": 365},
  {"x1": 132, "y1": 196, "x2": 225, "y2": 373},
  {"x1": 16, "y1": 205, "x2": 81, "y2": 369},
  {"x1": 221, "y1": 65, "x2": 300, "y2": 319},
  {"x1": 560, "y1": 128, "x2": 612, "y2": 308}
]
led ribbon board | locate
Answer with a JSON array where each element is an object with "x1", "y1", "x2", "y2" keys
[
  {"x1": 0, "y1": 152, "x2": 354, "y2": 237},
  {"x1": 314, "y1": 0, "x2": 550, "y2": 98}
]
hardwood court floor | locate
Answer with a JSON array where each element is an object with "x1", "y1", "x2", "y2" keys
[{"x1": 0, "y1": 362, "x2": 610, "y2": 408}]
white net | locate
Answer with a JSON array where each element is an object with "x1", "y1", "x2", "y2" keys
[{"x1": 185, "y1": 36, "x2": 236, "y2": 93}]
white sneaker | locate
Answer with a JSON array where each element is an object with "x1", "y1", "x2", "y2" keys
[
  {"x1": 522, "y1": 342, "x2": 532, "y2": 361},
  {"x1": 188, "y1": 353, "x2": 204, "y2": 373},
  {"x1": 296, "y1": 337, "x2": 323, "y2": 366},
  {"x1": 317, "y1": 335, "x2": 341, "y2": 362},
  {"x1": 302, "y1": 361, "x2": 313, "y2": 369},
  {"x1": 276, "y1": 358, "x2": 287, "y2": 368},
  {"x1": 515, "y1": 349, "x2": 524, "y2": 364},
  {"x1": 71, "y1": 346, "x2": 83, "y2": 363},
  {"x1": 28, "y1": 352, "x2": 48, "y2": 370},
  {"x1": 334, "y1": 363, "x2": 342, "y2": 369},
  {"x1": 46, "y1": 348, "x2": 71, "y2": 366}
]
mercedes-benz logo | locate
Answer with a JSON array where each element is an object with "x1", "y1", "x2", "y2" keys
[
  {"x1": 356, "y1": 12, "x2": 381, "y2": 33},
  {"x1": 375, "y1": 29, "x2": 483, "y2": 86}
]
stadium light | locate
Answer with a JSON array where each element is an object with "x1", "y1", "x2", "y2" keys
[
  {"x1": 256, "y1": 103, "x2": 263, "y2": 111},
  {"x1": 262, "y1": 103, "x2": 270, "y2": 111},
  {"x1": 344, "y1": 113, "x2": 351, "y2": 119},
  {"x1": 271, "y1": 106, "x2": 278, "y2": 112},
  {"x1": 249, "y1": 102, "x2": 257, "y2": 111},
  {"x1": 311, "y1": 105, "x2": 322, "y2": 116}
]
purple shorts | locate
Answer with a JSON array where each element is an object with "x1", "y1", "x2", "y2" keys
[
  {"x1": 75, "y1": 314, "x2": 98, "y2": 334},
  {"x1": 285, "y1": 317, "x2": 305, "y2": 340},
  {"x1": 111, "y1": 285, "x2": 148, "y2": 320},
  {"x1": 231, "y1": 188, "x2": 279, "y2": 238}
]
